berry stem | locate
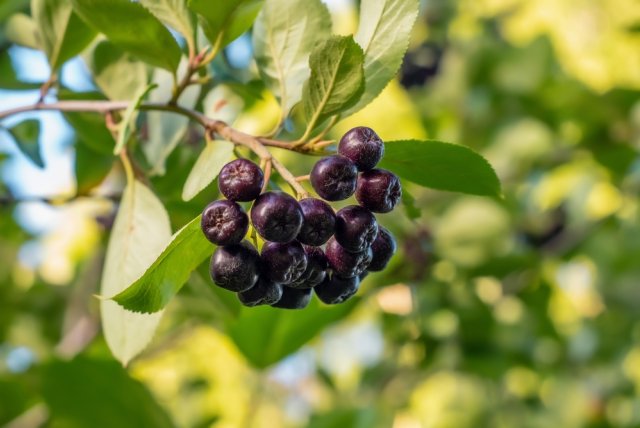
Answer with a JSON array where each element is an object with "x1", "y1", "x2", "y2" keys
[{"x1": 295, "y1": 174, "x2": 310, "y2": 182}]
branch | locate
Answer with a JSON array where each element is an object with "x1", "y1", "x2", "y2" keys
[{"x1": 0, "y1": 100, "x2": 319, "y2": 198}]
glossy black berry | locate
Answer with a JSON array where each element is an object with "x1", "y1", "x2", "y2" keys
[
  {"x1": 334, "y1": 205, "x2": 378, "y2": 253},
  {"x1": 325, "y1": 236, "x2": 372, "y2": 278},
  {"x1": 250, "y1": 191, "x2": 303, "y2": 243},
  {"x1": 271, "y1": 286, "x2": 312, "y2": 309},
  {"x1": 310, "y1": 155, "x2": 357, "y2": 201},
  {"x1": 201, "y1": 200, "x2": 249, "y2": 246},
  {"x1": 261, "y1": 241, "x2": 308, "y2": 284},
  {"x1": 289, "y1": 246, "x2": 328, "y2": 289},
  {"x1": 368, "y1": 226, "x2": 397, "y2": 271},
  {"x1": 237, "y1": 277, "x2": 283, "y2": 306},
  {"x1": 297, "y1": 198, "x2": 335, "y2": 246},
  {"x1": 210, "y1": 241, "x2": 260, "y2": 292},
  {"x1": 315, "y1": 273, "x2": 360, "y2": 304},
  {"x1": 338, "y1": 126, "x2": 384, "y2": 171},
  {"x1": 356, "y1": 168, "x2": 402, "y2": 213},
  {"x1": 218, "y1": 159, "x2": 264, "y2": 202}
]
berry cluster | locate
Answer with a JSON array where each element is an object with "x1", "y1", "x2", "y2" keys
[{"x1": 201, "y1": 127, "x2": 401, "y2": 309}]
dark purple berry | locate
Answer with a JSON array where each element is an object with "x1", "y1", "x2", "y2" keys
[
  {"x1": 310, "y1": 155, "x2": 357, "y2": 201},
  {"x1": 289, "y1": 246, "x2": 328, "y2": 289},
  {"x1": 237, "y1": 277, "x2": 283, "y2": 306},
  {"x1": 325, "y1": 237, "x2": 372, "y2": 278},
  {"x1": 260, "y1": 241, "x2": 308, "y2": 284},
  {"x1": 338, "y1": 126, "x2": 384, "y2": 171},
  {"x1": 210, "y1": 241, "x2": 260, "y2": 292},
  {"x1": 271, "y1": 286, "x2": 312, "y2": 309},
  {"x1": 314, "y1": 273, "x2": 359, "y2": 304},
  {"x1": 334, "y1": 205, "x2": 378, "y2": 253},
  {"x1": 201, "y1": 199, "x2": 249, "y2": 246},
  {"x1": 368, "y1": 227, "x2": 397, "y2": 271},
  {"x1": 297, "y1": 198, "x2": 335, "y2": 246},
  {"x1": 218, "y1": 159, "x2": 264, "y2": 201},
  {"x1": 250, "y1": 191, "x2": 303, "y2": 243},
  {"x1": 356, "y1": 168, "x2": 401, "y2": 213}
]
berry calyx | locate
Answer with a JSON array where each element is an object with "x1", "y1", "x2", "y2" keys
[
  {"x1": 314, "y1": 273, "x2": 360, "y2": 304},
  {"x1": 325, "y1": 236, "x2": 372, "y2": 278},
  {"x1": 355, "y1": 168, "x2": 402, "y2": 213},
  {"x1": 271, "y1": 287, "x2": 312, "y2": 309},
  {"x1": 338, "y1": 126, "x2": 384, "y2": 171},
  {"x1": 200, "y1": 200, "x2": 249, "y2": 246},
  {"x1": 334, "y1": 205, "x2": 378, "y2": 253},
  {"x1": 289, "y1": 246, "x2": 328, "y2": 289},
  {"x1": 260, "y1": 241, "x2": 308, "y2": 284},
  {"x1": 310, "y1": 155, "x2": 357, "y2": 201},
  {"x1": 238, "y1": 277, "x2": 283, "y2": 307},
  {"x1": 210, "y1": 241, "x2": 260, "y2": 292},
  {"x1": 368, "y1": 226, "x2": 397, "y2": 271},
  {"x1": 218, "y1": 159, "x2": 264, "y2": 202},
  {"x1": 297, "y1": 198, "x2": 336, "y2": 246},
  {"x1": 250, "y1": 191, "x2": 303, "y2": 243}
]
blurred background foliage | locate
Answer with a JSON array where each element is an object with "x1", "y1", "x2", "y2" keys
[{"x1": 2, "y1": 0, "x2": 640, "y2": 427}]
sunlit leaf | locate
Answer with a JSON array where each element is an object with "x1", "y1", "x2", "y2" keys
[
  {"x1": 344, "y1": 0, "x2": 419, "y2": 115},
  {"x1": 113, "y1": 215, "x2": 214, "y2": 314},
  {"x1": 31, "y1": 0, "x2": 96, "y2": 69},
  {"x1": 144, "y1": 61, "x2": 200, "y2": 175},
  {"x1": 182, "y1": 140, "x2": 235, "y2": 201},
  {"x1": 189, "y1": 0, "x2": 263, "y2": 48},
  {"x1": 100, "y1": 178, "x2": 172, "y2": 365},
  {"x1": 114, "y1": 83, "x2": 157, "y2": 155},
  {"x1": 83, "y1": 40, "x2": 147, "y2": 101},
  {"x1": 139, "y1": 0, "x2": 195, "y2": 51},
  {"x1": 253, "y1": 0, "x2": 330, "y2": 117},
  {"x1": 71, "y1": 0, "x2": 181, "y2": 71},
  {"x1": 379, "y1": 140, "x2": 502, "y2": 197},
  {"x1": 301, "y1": 35, "x2": 364, "y2": 135},
  {"x1": 4, "y1": 13, "x2": 41, "y2": 50}
]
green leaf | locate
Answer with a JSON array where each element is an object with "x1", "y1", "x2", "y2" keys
[
  {"x1": 75, "y1": 141, "x2": 113, "y2": 194},
  {"x1": 344, "y1": 0, "x2": 419, "y2": 115},
  {"x1": 8, "y1": 119, "x2": 44, "y2": 168},
  {"x1": 31, "y1": 0, "x2": 96, "y2": 69},
  {"x1": 189, "y1": 0, "x2": 263, "y2": 48},
  {"x1": 114, "y1": 83, "x2": 157, "y2": 155},
  {"x1": 182, "y1": 140, "x2": 235, "y2": 201},
  {"x1": 139, "y1": 0, "x2": 196, "y2": 51},
  {"x1": 252, "y1": 0, "x2": 330, "y2": 117},
  {"x1": 301, "y1": 35, "x2": 364, "y2": 136},
  {"x1": 100, "y1": 178, "x2": 172, "y2": 365},
  {"x1": 113, "y1": 215, "x2": 214, "y2": 314},
  {"x1": 42, "y1": 357, "x2": 174, "y2": 428},
  {"x1": 71, "y1": 0, "x2": 181, "y2": 72},
  {"x1": 228, "y1": 297, "x2": 358, "y2": 368},
  {"x1": 83, "y1": 40, "x2": 148, "y2": 101},
  {"x1": 379, "y1": 140, "x2": 502, "y2": 197},
  {"x1": 4, "y1": 13, "x2": 41, "y2": 50},
  {"x1": 144, "y1": 62, "x2": 200, "y2": 175}
]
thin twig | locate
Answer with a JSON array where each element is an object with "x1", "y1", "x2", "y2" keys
[
  {"x1": 295, "y1": 174, "x2": 310, "y2": 182},
  {"x1": 0, "y1": 100, "x2": 317, "y2": 198}
]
